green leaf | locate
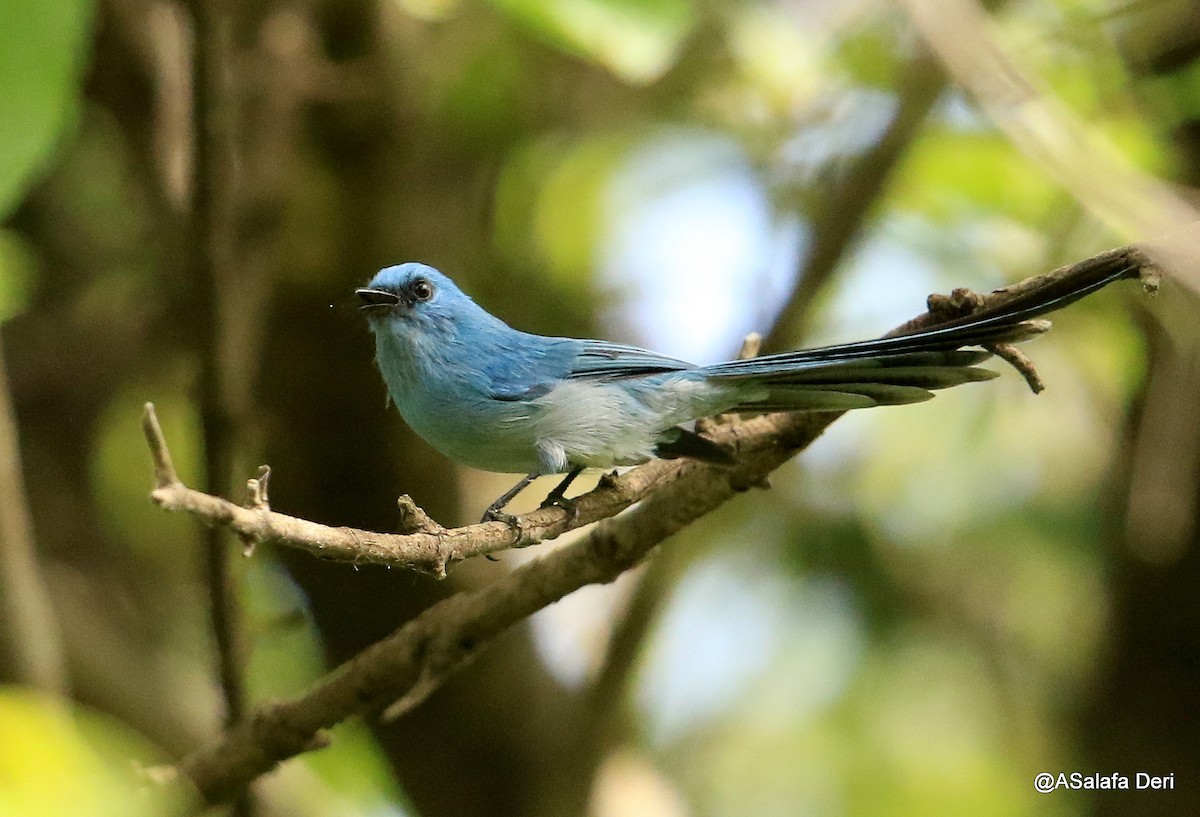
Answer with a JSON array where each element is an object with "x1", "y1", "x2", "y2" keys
[
  {"x1": 0, "y1": 0, "x2": 95, "y2": 218},
  {"x1": 485, "y1": 0, "x2": 695, "y2": 84}
]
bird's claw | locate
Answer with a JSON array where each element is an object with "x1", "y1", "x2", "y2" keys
[
  {"x1": 539, "y1": 493, "x2": 579, "y2": 523},
  {"x1": 481, "y1": 507, "x2": 522, "y2": 529}
]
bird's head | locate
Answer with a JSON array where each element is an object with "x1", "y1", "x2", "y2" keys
[{"x1": 356, "y1": 262, "x2": 489, "y2": 339}]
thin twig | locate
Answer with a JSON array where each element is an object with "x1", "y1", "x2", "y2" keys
[
  {"x1": 142, "y1": 404, "x2": 647, "y2": 579},
  {"x1": 142, "y1": 402, "x2": 181, "y2": 488},
  {"x1": 991, "y1": 343, "x2": 1044, "y2": 393}
]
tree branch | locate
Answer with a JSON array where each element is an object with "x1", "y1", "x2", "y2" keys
[
  {"x1": 170, "y1": 408, "x2": 834, "y2": 804},
  {"x1": 150, "y1": 241, "x2": 1156, "y2": 807},
  {"x1": 143, "y1": 401, "x2": 665, "y2": 578}
]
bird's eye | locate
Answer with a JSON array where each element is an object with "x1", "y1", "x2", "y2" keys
[{"x1": 411, "y1": 278, "x2": 434, "y2": 302}]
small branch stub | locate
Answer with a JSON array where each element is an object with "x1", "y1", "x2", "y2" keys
[
  {"x1": 396, "y1": 495, "x2": 444, "y2": 536},
  {"x1": 142, "y1": 403, "x2": 181, "y2": 489},
  {"x1": 246, "y1": 466, "x2": 271, "y2": 510}
]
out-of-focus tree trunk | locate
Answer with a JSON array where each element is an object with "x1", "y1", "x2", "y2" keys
[
  {"x1": 1085, "y1": 317, "x2": 1200, "y2": 817},
  {"x1": 1084, "y1": 10, "x2": 1200, "y2": 813}
]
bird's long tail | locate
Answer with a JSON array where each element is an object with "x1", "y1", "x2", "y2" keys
[{"x1": 701, "y1": 252, "x2": 1138, "y2": 411}]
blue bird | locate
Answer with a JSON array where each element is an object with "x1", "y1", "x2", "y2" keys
[{"x1": 357, "y1": 261, "x2": 1132, "y2": 522}]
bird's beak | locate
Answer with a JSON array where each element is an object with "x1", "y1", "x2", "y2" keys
[{"x1": 356, "y1": 288, "x2": 402, "y2": 310}]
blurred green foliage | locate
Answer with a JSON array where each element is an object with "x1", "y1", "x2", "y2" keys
[
  {"x1": 0, "y1": 686, "x2": 193, "y2": 816},
  {"x1": 0, "y1": 0, "x2": 93, "y2": 219},
  {"x1": 487, "y1": 0, "x2": 696, "y2": 83},
  {"x1": 2, "y1": 0, "x2": 1198, "y2": 816},
  {"x1": 0, "y1": 0, "x2": 92, "y2": 320}
]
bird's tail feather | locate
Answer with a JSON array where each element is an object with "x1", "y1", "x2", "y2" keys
[
  {"x1": 702, "y1": 255, "x2": 1135, "y2": 382},
  {"x1": 703, "y1": 254, "x2": 1137, "y2": 412},
  {"x1": 731, "y1": 356, "x2": 1000, "y2": 412},
  {"x1": 752, "y1": 350, "x2": 993, "y2": 385}
]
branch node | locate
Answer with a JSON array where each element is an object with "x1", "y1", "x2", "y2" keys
[
  {"x1": 431, "y1": 556, "x2": 448, "y2": 581},
  {"x1": 238, "y1": 467, "x2": 274, "y2": 556},
  {"x1": 381, "y1": 675, "x2": 437, "y2": 722},
  {"x1": 396, "y1": 494, "x2": 445, "y2": 535},
  {"x1": 929, "y1": 287, "x2": 986, "y2": 317},
  {"x1": 736, "y1": 331, "x2": 763, "y2": 360},
  {"x1": 1138, "y1": 258, "x2": 1162, "y2": 294}
]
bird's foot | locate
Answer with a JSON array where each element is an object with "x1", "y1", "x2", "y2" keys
[
  {"x1": 539, "y1": 493, "x2": 579, "y2": 524},
  {"x1": 481, "y1": 506, "x2": 522, "y2": 529}
]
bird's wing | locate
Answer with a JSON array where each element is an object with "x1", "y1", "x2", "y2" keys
[
  {"x1": 565, "y1": 340, "x2": 696, "y2": 380},
  {"x1": 486, "y1": 338, "x2": 695, "y2": 401}
]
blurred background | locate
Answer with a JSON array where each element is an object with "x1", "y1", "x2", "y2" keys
[{"x1": 2, "y1": 0, "x2": 1199, "y2": 815}]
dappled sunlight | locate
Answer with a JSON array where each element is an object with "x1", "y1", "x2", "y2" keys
[
  {"x1": 2, "y1": 0, "x2": 1195, "y2": 813},
  {"x1": 598, "y1": 130, "x2": 800, "y2": 361},
  {"x1": 637, "y1": 551, "x2": 866, "y2": 745}
]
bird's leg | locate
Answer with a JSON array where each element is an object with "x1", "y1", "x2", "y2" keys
[
  {"x1": 539, "y1": 466, "x2": 584, "y2": 521},
  {"x1": 481, "y1": 472, "x2": 537, "y2": 525}
]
